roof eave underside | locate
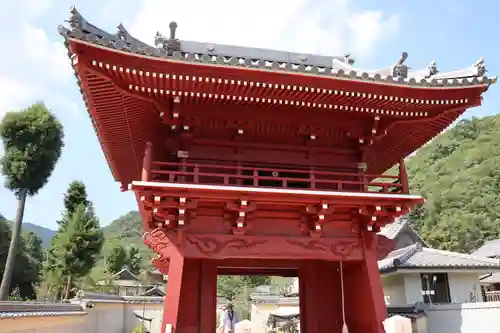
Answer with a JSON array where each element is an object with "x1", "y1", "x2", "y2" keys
[
  {"x1": 58, "y1": 9, "x2": 495, "y2": 182},
  {"x1": 66, "y1": 41, "x2": 488, "y2": 180}
]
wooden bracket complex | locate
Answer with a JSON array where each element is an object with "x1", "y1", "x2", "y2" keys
[
  {"x1": 226, "y1": 199, "x2": 257, "y2": 235},
  {"x1": 304, "y1": 202, "x2": 335, "y2": 237}
]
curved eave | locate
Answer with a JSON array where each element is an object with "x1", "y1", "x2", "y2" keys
[
  {"x1": 64, "y1": 39, "x2": 491, "y2": 180},
  {"x1": 66, "y1": 38, "x2": 492, "y2": 98}
]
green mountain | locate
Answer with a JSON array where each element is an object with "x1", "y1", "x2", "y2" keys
[
  {"x1": 101, "y1": 211, "x2": 153, "y2": 264},
  {"x1": 406, "y1": 115, "x2": 500, "y2": 253},
  {"x1": 1, "y1": 213, "x2": 56, "y2": 248}
]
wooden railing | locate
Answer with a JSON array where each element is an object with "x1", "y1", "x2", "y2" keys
[
  {"x1": 140, "y1": 142, "x2": 409, "y2": 194},
  {"x1": 485, "y1": 291, "x2": 500, "y2": 302},
  {"x1": 144, "y1": 161, "x2": 406, "y2": 194}
]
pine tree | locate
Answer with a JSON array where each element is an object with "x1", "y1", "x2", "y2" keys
[
  {"x1": 44, "y1": 181, "x2": 103, "y2": 299},
  {"x1": 127, "y1": 245, "x2": 142, "y2": 275},
  {"x1": 54, "y1": 203, "x2": 104, "y2": 299},
  {"x1": 106, "y1": 243, "x2": 127, "y2": 274}
]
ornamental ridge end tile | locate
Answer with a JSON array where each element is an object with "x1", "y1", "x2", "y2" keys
[{"x1": 59, "y1": 7, "x2": 495, "y2": 88}]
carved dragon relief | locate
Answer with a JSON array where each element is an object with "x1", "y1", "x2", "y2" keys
[
  {"x1": 143, "y1": 228, "x2": 172, "y2": 256},
  {"x1": 152, "y1": 255, "x2": 170, "y2": 275},
  {"x1": 286, "y1": 239, "x2": 360, "y2": 259},
  {"x1": 186, "y1": 236, "x2": 268, "y2": 256}
]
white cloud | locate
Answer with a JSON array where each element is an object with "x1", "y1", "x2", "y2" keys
[
  {"x1": 129, "y1": 0, "x2": 400, "y2": 60},
  {"x1": 0, "y1": 1, "x2": 73, "y2": 118},
  {"x1": 0, "y1": 0, "x2": 400, "y2": 119}
]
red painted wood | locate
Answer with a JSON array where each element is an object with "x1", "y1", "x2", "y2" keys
[
  {"x1": 142, "y1": 142, "x2": 153, "y2": 181},
  {"x1": 299, "y1": 261, "x2": 343, "y2": 333},
  {"x1": 148, "y1": 160, "x2": 403, "y2": 194},
  {"x1": 343, "y1": 232, "x2": 388, "y2": 333},
  {"x1": 69, "y1": 40, "x2": 485, "y2": 183},
  {"x1": 144, "y1": 229, "x2": 363, "y2": 261},
  {"x1": 67, "y1": 38, "x2": 483, "y2": 333}
]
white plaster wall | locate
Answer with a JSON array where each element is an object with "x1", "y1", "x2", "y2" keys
[
  {"x1": 123, "y1": 304, "x2": 163, "y2": 333},
  {"x1": 448, "y1": 273, "x2": 483, "y2": 303},
  {"x1": 381, "y1": 275, "x2": 407, "y2": 305},
  {"x1": 0, "y1": 302, "x2": 164, "y2": 333},
  {"x1": 0, "y1": 316, "x2": 88, "y2": 333},
  {"x1": 426, "y1": 302, "x2": 500, "y2": 333},
  {"x1": 403, "y1": 273, "x2": 424, "y2": 304},
  {"x1": 401, "y1": 272, "x2": 484, "y2": 305}
]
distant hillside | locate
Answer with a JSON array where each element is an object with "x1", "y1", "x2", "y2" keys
[
  {"x1": 22, "y1": 223, "x2": 56, "y2": 247},
  {"x1": 1, "y1": 212, "x2": 56, "y2": 247},
  {"x1": 101, "y1": 211, "x2": 154, "y2": 265},
  {"x1": 406, "y1": 115, "x2": 500, "y2": 253}
]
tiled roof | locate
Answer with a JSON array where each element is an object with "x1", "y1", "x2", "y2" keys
[
  {"x1": 387, "y1": 305, "x2": 426, "y2": 319},
  {"x1": 378, "y1": 217, "x2": 410, "y2": 239},
  {"x1": 109, "y1": 267, "x2": 140, "y2": 281},
  {"x1": 377, "y1": 217, "x2": 427, "y2": 247},
  {"x1": 480, "y1": 272, "x2": 500, "y2": 284},
  {"x1": 471, "y1": 239, "x2": 500, "y2": 258},
  {"x1": 58, "y1": 7, "x2": 496, "y2": 89},
  {"x1": 0, "y1": 302, "x2": 86, "y2": 318},
  {"x1": 250, "y1": 294, "x2": 299, "y2": 305},
  {"x1": 140, "y1": 286, "x2": 165, "y2": 297},
  {"x1": 379, "y1": 243, "x2": 500, "y2": 273}
]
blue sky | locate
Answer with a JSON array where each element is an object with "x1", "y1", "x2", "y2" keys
[{"x1": 0, "y1": 0, "x2": 499, "y2": 230}]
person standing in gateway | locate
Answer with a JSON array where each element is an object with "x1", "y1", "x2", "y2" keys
[{"x1": 218, "y1": 303, "x2": 239, "y2": 333}]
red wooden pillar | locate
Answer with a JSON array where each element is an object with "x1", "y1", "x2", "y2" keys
[
  {"x1": 142, "y1": 142, "x2": 153, "y2": 181},
  {"x1": 399, "y1": 159, "x2": 409, "y2": 194},
  {"x1": 343, "y1": 232, "x2": 387, "y2": 333},
  {"x1": 161, "y1": 255, "x2": 217, "y2": 333},
  {"x1": 299, "y1": 261, "x2": 342, "y2": 333}
]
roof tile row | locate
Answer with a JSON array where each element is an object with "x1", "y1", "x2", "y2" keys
[{"x1": 59, "y1": 7, "x2": 496, "y2": 89}]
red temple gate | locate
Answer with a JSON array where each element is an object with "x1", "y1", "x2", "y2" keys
[{"x1": 60, "y1": 8, "x2": 495, "y2": 333}]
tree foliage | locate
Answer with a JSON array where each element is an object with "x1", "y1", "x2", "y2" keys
[
  {"x1": 128, "y1": 245, "x2": 142, "y2": 275},
  {"x1": 105, "y1": 243, "x2": 143, "y2": 275},
  {"x1": 59, "y1": 180, "x2": 89, "y2": 229},
  {"x1": 0, "y1": 103, "x2": 64, "y2": 196},
  {"x1": 0, "y1": 218, "x2": 43, "y2": 299},
  {"x1": 0, "y1": 102, "x2": 64, "y2": 300},
  {"x1": 53, "y1": 204, "x2": 104, "y2": 298},
  {"x1": 106, "y1": 243, "x2": 128, "y2": 274},
  {"x1": 406, "y1": 115, "x2": 500, "y2": 253},
  {"x1": 44, "y1": 181, "x2": 103, "y2": 299},
  {"x1": 217, "y1": 275, "x2": 271, "y2": 301}
]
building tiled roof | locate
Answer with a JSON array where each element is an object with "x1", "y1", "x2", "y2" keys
[
  {"x1": 480, "y1": 272, "x2": 500, "y2": 284},
  {"x1": 140, "y1": 286, "x2": 165, "y2": 297},
  {"x1": 471, "y1": 239, "x2": 500, "y2": 258},
  {"x1": 378, "y1": 217, "x2": 421, "y2": 240},
  {"x1": 0, "y1": 302, "x2": 86, "y2": 318},
  {"x1": 58, "y1": 7, "x2": 496, "y2": 89},
  {"x1": 387, "y1": 305, "x2": 426, "y2": 319},
  {"x1": 109, "y1": 267, "x2": 140, "y2": 281},
  {"x1": 250, "y1": 294, "x2": 299, "y2": 305},
  {"x1": 379, "y1": 243, "x2": 500, "y2": 273}
]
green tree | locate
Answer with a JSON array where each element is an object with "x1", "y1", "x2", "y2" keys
[
  {"x1": 406, "y1": 115, "x2": 500, "y2": 253},
  {"x1": 59, "y1": 180, "x2": 89, "y2": 229},
  {"x1": 45, "y1": 181, "x2": 101, "y2": 299},
  {"x1": 217, "y1": 275, "x2": 270, "y2": 301},
  {"x1": 106, "y1": 242, "x2": 128, "y2": 274},
  {"x1": 127, "y1": 245, "x2": 142, "y2": 275},
  {"x1": 0, "y1": 103, "x2": 64, "y2": 300},
  {"x1": 54, "y1": 203, "x2": 104, "y2": 299},
  {"x1": 0, "y1": 219, "x2": 44, "y2": 299}
]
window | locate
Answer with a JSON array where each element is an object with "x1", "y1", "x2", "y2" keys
[{"x1": 420, "y1": 273, "x2": 451, "y2": 304}]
